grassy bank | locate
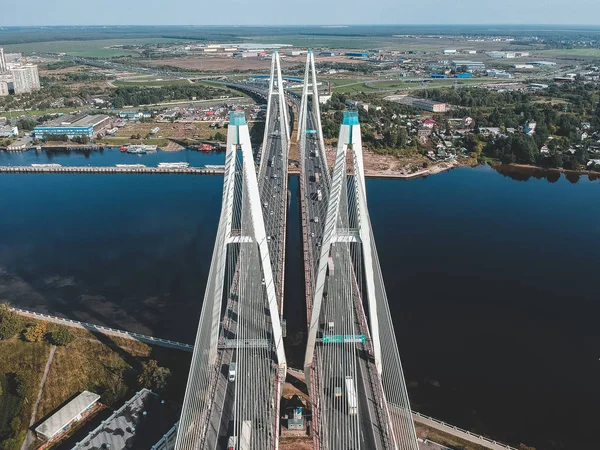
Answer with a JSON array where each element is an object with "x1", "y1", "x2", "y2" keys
[{"x1": 0, "y1": 306, "x2": 191, "y2": 450}]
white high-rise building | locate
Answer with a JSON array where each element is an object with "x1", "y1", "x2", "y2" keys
[
  {"x1": 11, "y1": 64, "x2": 40, "y2": 94},
  {"x1": 0, "y1": 81, "x2": 8, "y2": 96},
  {"x1": 0, "y1": 48, "x2": 6, "y2": 73}
]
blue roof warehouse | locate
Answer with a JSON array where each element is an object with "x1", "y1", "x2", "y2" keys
[{"x1": 34, "y1": 113, "x2": 111, "y2": 139}]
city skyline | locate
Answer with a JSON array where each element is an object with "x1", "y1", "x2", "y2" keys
[{"x1": 1, "y1": 0, "x2": 600, "y2": 27}]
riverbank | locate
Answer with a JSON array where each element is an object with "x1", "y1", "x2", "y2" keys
[{"x1": 487, "y1": 162, "x2": 600, "y2": 184}]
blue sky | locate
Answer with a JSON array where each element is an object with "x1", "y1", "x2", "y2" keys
[{"x1": 1, "y1": 0, "x2": 599, "y2": 26}]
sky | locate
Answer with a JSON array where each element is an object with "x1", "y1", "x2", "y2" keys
[{"x1": 1, "y1": 0, "x2": 600, "y2": 26}]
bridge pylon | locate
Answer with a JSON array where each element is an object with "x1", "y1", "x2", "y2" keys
[
  {"x1": 298, "y1": 50, "x2": 328, "y2": 180},
  {"x1": 304, "y1": 111, "x2": 419, "y2": 450},
  {"x1": 175, "y1": 111, "x2": 286, "y2": 450},
  {"x1": 260, "y1": 50, "x2": 290, "y2": 173}
]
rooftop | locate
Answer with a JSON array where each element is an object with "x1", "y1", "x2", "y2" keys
[
  {"x1": 413, "y1": 98, "x2": 446, "y2": 106},
  {"x1": 72, "y1": 389, "x2": 180, "y2": 450},
  {"x1": 35, "y1": 390, "x2": 100, "y2": 440},
  {"x1": 39, "y1": 114, "x2": 110, "y2": 128}
]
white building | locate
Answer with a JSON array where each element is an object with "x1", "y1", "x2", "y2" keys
[
  {"x1": 0, "y1": 125, "x2": 18, "y2": 137},
  {"x1": 35, "y1": 391, "x2": 100, "y2": 442},
  {"x1": 443, "y1": 49, "x2": 457, "y2": 55},
  {"x1": 487, "y1": 70, "x2": 513, "y2": 79},
  {"x1": 0, "y1": 80, "x2": 8, "y2": 97},
  {"x1": 0, "y1": 47, "x2": 6, "y2": 73},
  {"x1": 11, "y1": 64, "x2": 40, "y2": 94}
]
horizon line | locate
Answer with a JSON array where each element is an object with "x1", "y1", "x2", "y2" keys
[{"x1": 2, "y1": 23, "x2": 600, "y2": 28}]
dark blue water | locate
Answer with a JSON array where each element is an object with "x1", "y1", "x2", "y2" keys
[
  {"x1": 0, "y1": 148, "x2": 225, "y2": 167},
  {"x1": 0, "y1": 163, "x2": 598, "y2": 450}
]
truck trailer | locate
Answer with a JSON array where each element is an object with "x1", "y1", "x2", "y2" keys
[{"x1": 345, "y1": 376, "x2": 358, "y2": 415}]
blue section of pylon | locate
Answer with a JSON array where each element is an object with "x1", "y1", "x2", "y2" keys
[
  {"x1": 342, "y1": 111, "x2": 359, "y2": 125},
  {"x1": 230, "y1": 111, "x2": 246, "y2": 126}
]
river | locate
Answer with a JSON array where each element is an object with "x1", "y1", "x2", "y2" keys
[{"x1": 0, "y1": 150, "x2": 598, "y2": 450}]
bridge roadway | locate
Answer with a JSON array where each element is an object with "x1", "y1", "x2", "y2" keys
[
  {"x1": 198, "y1": 91, "x2": 288, "y2": 450},
  {"x1": 0, "y1": 166, "x2": 224, "y2": 174},
  {"x1": 300, "y1": 109, "x2": 389, "y2": 450}
]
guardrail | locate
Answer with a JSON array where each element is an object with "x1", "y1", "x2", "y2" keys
[
  {"x1": 9, "y1": 307, "x2": 193, "y2": 352},
  {"x1": 412, "y1": 411, "x2": 518, "y2": 450},
  {"x1": 0, "y1": 166, "x2": 224, "y2": 175}
]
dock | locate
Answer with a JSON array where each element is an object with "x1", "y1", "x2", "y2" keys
[{"x1": 0, "y1": 165, "x2": 225, "y2": 174}]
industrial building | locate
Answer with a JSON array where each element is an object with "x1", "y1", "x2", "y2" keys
[
  {"x1": 413, "y1": 98, "x2": 448, "y2": 113},
  {"x1": 119, "y1": 110, "x2": 152, "y2": 120},
  {"x1": 0, "y1": 124, "x2": 18, "y2": 137},
  {"x1": 487, "y1": 51, "x2": 516, "y2": 59},
  {"x1": 452, "y1": 60, "x2": 486, "y2": 71},
  {"x1": 487, "y1": 70, "x2": 513, "y2": 79},
  {"x1": 34, "y1": 113, "x2": 111, "y2": 139},
  {"x1": 73, "y1": 389, "x2": 180, "y2": 450},
  {"x1": 345, "y1": 52, "x2": 369, "y2": 58},
  {"x1": 35, "y1": 390, "x2": 100, "y2": 442}
]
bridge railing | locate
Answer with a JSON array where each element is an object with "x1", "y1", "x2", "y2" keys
[
  {"x1": 412, "y1": 411, "x2": 518, "y2": 450},
  {"x1": 9, "y1": 307, "x2": 193, "y2": 351}
]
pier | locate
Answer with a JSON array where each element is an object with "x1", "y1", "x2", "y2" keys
[{"x1": 0, "y1": 165, "x2": 225, "y2": 174}]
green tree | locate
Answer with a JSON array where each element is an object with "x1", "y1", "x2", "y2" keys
[
  {"x1": 138, "y1": 360, "x2": 171, "y2": 392},
  {"x1": 17, "y1": 119, "x2": 36, "y2": 131},
  {"x1": 48, "y1": 326, "x2": 74, "y2": 346},
  {"x1": 213, "y1": 131, "x2": 226, "y2": 142},
  {"x1": 10, "y1": 417, "x2": 21, "y2": 436},
  {"x1": 0, "y1": 303, "x2": 23, "y2": 340},
  {"x1": 23, "y1": 322, "x2": 47, "y2": 343}
]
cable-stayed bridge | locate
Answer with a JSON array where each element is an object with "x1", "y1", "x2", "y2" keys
[{"x1": 174, "y1": 50, "x2": 417, "y2": 450}]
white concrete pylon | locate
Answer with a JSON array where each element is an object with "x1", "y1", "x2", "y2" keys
[
  {"x1": 298, "y1": 50, "x2": 328, "y2": 182},
  {"x1": 261, "y1": 50, "x2": 290, "y2": 172},
  {"x1": 233, "y1": 111, "x2": 287, "y2": 371},
  {"x1": 175, "y1": 111, "x2": 286, "y2": 450},
  {"x1": 304, "y1": 111, "x2": 382, "y2": 376}
]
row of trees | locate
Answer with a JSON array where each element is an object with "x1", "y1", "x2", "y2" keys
[
  {"x1": 0, "y1": 304, "x2": 74, "y2": 345},
  {"x1": 110, "y1": 85, "x2": 230, "y2": 108}
]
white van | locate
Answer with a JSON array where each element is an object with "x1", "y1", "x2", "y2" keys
[{"x1": 228, "y1": 362, "x2": 237, "y2": 382}]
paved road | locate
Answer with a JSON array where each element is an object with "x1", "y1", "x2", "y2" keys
[{"x1": 22, "y1": 345, "x2": 57, "y2": 450}]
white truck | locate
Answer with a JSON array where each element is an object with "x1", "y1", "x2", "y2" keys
[
  {"x1": 345, "y1": 376, "x2": 358, "y2": 415},
  {"x1": 317, "y1": 189, "x2": 323, "y2": 201},
  {"x1": 240, "y1": 420, "x2": 252, "y2": 450},
  {"x1": 227, "y1": 421, "x2": 251, "y2": 450}
]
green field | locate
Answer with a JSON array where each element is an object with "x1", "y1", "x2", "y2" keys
[
  {"x1": 1, "y1": 38, "x2": 184, "y2": 58},
  {"x1": 321, "y1": 76, "x2": 515, "y2": 94},
  {"x1": 537, "y1": 48, "x2": 600, "y2": 58}
]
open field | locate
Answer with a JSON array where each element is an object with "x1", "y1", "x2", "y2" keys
[
  {"x1": 536, "y1": 48, "x2": 600, "y2": 59},
  {"x1": 114, "y1": 122, "x2": 220, "y2": 141},
  {"x1": 145, "y1": 55, "x2": 306, "y2": 72},
  {"x1": 241, "y1": 35, "x2": 522, "y2": 52},
  {"x1": 1, "y1": 38, "x2": 182, "y2": 58}
]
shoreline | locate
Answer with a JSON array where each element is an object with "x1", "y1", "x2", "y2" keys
[
  {"x1": 288, "y1": 159, "x2": 463, "y2": 180},
  {"x1": 499, "y1": 162, "x2": 600, "y2": 178}
]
